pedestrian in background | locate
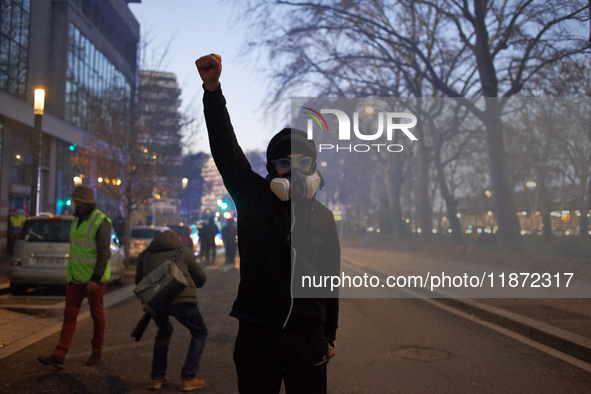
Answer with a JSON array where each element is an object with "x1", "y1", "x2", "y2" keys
[
  {"x1": 221, "y1": 217, "x2": 237, "y2": 266},
  {"x1": 37, "y1": 185, "x2": 112, "y2": 369},
  {"x1": 199, "y1": 217, "x2": 218, "y2": 265},
  {"x1": 196, "y1": 53, "x2": 340, "y2": 394},
  {"x1": 8, "y1": 207, "x2": 26, "y2": 253},
  {"x1": 135, "y1": 230, "x2": 208, "y2": 391}
]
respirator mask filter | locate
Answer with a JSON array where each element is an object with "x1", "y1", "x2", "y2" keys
[{"x1": 270, "y1": 169, "x2": 322, "y2": 201}]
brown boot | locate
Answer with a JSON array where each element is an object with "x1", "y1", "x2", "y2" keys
[{"x1": 180, "y1": 377, "x2": 206, "y2": 391}]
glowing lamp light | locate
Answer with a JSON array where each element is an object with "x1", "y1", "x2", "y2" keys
[{"x1": 34, "y1": 89, "x2": 45, "y2": 115}]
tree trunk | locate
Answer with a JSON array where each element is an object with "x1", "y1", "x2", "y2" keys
[
  {"x1": 483, "y1": 102, "x2": 521, "y2": 249},
  {"x1": 473, "y1": 1, "x2": 520, "y2": 249},
  {"x1": 416, "y1": 124, "x2": 432, "y2": 239},
  {"x1": 384, "y1": 153, "x2": 407, "y2": 238},
  {"x1": 434, "y1": 152, "x2": 464, "y2": 245},
  {"x1": 123, "y1": 198, "x2": 133, "y2": 266}
]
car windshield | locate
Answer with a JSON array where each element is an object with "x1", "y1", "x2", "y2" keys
[
  {"x1": 22, "y1": 219, "x2": 72, "y2": 242},
  {"x1": 131, "y1": 228, "x2": 163, "y2": 239}
]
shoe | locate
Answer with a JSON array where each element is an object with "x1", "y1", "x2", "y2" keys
[
  {"x1": 37, "y1": 355, "x2": 65, "y2": 370},
  {"x1": 180, "y1": 378, "x2": 206, "y2": 391},
  {"x1": 150, "y1": 376, "x2": 169, "y2": 390},
  {"x1": 85, "y1": 352, "x2": 101, "y2": 366}
]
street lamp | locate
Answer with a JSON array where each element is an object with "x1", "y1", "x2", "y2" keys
[{"x1": 30, "y1": 88, "x2": 45, "y2": 216}]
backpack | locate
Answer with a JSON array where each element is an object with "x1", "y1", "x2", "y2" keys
[{"x1": 133, "y1": 249, "x2": 188, "y2": 316}]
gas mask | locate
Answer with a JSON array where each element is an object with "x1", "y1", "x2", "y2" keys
[{"x1": 270, "y1": 169, "x2": 323, "y2": 201}]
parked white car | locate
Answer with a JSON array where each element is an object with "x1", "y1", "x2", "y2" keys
[
  {"x1": 128, "y1": 225, "x2": 171, "y2": 262},
  {"x1": 8, "y1": 214, "x2": 125, "y2": 295}
]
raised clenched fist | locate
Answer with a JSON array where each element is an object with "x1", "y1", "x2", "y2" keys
[{"x1": 195, "y1": 53, "x2": 222, "y2": 91}]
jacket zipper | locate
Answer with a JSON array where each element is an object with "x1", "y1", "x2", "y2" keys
[{"x1": 282, "y1": 203, "x2": 297, "y2": 329}]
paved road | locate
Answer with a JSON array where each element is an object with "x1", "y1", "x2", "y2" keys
[{"x1": 1, "y1": 263, "x2": 591, "y2": 393}]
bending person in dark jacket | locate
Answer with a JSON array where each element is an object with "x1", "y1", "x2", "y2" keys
[
  {"x1": 135, "y1": 230, "x2": 208, "y2": 391},
  {"x1": 196, "y1": 53, "x2": 340, "y2": 394}
]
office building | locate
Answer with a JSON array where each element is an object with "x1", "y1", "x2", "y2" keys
[{"x1": 0, "y1": 0, "x2": 140, "y2": 252}]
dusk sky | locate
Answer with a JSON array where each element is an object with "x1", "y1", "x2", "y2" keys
[{"x1": 130, "y1": 1, "x2": 283, "y2": 154}]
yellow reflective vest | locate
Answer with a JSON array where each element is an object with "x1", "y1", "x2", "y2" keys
[
  {"x1": 10, "y1": 214, "x2": 27, "y2": 227},
  {"x1": 67, "y1": 210, "x2": 112, "y2": 283},
  {"x1": 10, "y1": 214, "x2": 27, "y2": 234}
]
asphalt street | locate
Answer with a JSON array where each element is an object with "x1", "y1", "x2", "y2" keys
[{"x1": 1, "y1": 256, "x2": 591, "y2": 393}]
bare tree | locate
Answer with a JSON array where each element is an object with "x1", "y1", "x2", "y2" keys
[
  {"x1": 72, "y1": 84, "x2": 159, "y2": 262},
  {"x1": 232, "y1": 0, "x2": 590, "y2": 249}
]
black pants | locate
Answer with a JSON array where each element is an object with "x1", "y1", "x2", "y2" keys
[{"x1": 233, "y1": 320, "x2": 328, "y2": 394}]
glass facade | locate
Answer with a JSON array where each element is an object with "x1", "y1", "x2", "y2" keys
[
  {"x1": 65, "y1": 23, "x2": 132, "y2": 135},
  {"x1": 55, "y1": 139, "x2": 80, "y2": 215},
  {"x1": 0, "y1": 0, "x2": 30, "y2": 99}
]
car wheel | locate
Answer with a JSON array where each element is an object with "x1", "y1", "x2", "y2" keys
[{"x1": 10, "y1": 283, "x2": 28, "y2": 296}]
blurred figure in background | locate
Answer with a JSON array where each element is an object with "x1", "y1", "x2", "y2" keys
[
  {"x1": 199, "y1": 217, "x2": 218, "y2": 265},
  {"x1": 8, "y1": 208, "x2": 27, "y2": 253},
  {"x1": 221, "y1": 217, "x2": 237, "y2": 267}
]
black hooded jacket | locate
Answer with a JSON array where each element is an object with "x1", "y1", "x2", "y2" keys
[{"x1": 203, "y1": 86, "x2": 340, "y2": 341}]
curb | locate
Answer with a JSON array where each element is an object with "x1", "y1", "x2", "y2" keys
[{"x1": 436, "y1": 297, "x2": 591, "y2": 364}]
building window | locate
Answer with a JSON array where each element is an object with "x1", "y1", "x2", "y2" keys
[
  {"x1": 0, "y1": 0, "x2": 30, "y2": 99},
  {"x1": 65, "y1": 23, "x2": 131, "y2": 135}
]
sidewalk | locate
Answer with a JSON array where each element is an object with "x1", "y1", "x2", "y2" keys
[
  {"x1": 0, "y1": 254, "x2": 234, "y2": 361},
  {"x1": 0, "y1": 282, "x2": 135, "y2": 360}
]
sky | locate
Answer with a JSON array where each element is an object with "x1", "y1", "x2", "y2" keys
[{"x1": 129, "y1": 0, "x2": 282, "y2": 154}]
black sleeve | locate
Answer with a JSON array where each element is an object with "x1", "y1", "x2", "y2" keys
[
  {"x1": 203, "y1": 86, "x2": 256, "y2": 196},
  {"x1": 90, "y1": 219, "x2": 112, "y2": 283},
  {"x1": 185, "y1": 250, "x2": 206, "y2": 288}
]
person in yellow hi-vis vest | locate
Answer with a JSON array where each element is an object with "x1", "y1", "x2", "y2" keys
[
  {"x1": 37, "y1": 185, "x2": 112, "y2": 370},
  {"x1": 8, "y1": 208, "x2": 27, "y2": 253}
]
